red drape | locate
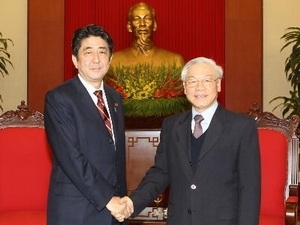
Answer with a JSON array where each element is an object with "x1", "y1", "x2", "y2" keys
[{"x1": 65, "y1": 0, "x2": 225, "y2": 105}]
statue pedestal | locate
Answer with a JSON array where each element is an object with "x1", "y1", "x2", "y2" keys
[{"x1": 125, "y1": 116, "x2": 166, "y2": 129}]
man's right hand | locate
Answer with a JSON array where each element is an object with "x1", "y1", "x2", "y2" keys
[{"x1": 106, "y1": 196, "x2": 134, "y2": 222}]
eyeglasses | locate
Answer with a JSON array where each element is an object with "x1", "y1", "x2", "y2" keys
[{"x1": 184, "y1": 78, "x2": 218, "y2": 88}]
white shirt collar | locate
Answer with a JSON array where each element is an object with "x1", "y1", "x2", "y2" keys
[
  {"x1": 77, "y1": 74, "x2": 104, "y2": 104},
  {"x1": 191, "y1": 101, "x2": 218, "y2": 133},
  {"x1": 78, "y1": 74, "x2": 115, "y2": 141}
]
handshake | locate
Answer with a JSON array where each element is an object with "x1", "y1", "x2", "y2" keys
[{"x1": 106, "y1": 196, "x2": 134, "y2": 222}]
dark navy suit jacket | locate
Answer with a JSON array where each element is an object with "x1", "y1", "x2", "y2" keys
[{"x1": 45, "y1": 76, "x2": 127, "y2": 225}]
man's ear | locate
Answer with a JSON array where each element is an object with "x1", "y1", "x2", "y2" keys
[
  {"x1": 71, "y1": 55, "x2": 78, "y2": 69},
  {"x1": 217, "y1": 79, "x2": 222, "y2": 93},
  {"x1": 127, "y1": 22, "x2": 133, "y2": 33},
  {"x1": 153, "y1": 20, "x2": 157, "y2": 32},
  {"x1": 183, "y1": 82, "x2": 187, "y2": 95}
]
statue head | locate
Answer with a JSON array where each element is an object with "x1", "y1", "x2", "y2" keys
[{"x1": 127, "y1": 2, "x2": 157, "y2": 46}]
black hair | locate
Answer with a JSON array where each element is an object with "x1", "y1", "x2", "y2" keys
[{"x1": 71, "y1": 24, "x2": 114, "y2": 58}]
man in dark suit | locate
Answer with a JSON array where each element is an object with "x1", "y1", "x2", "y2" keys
[
  {"x1": 119, "y1": 57, "x2": 261, "y2": 225},
  {"x1": 44, "y1": 24, "x2": 131, "y2": 225}
]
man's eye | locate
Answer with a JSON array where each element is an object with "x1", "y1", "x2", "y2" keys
[
  {"x1": 132, "y1": 18, "x2": 140, "y2": 22},
  {"x1": 144, "y1": 18, "x2": 152, "y2": 22}
]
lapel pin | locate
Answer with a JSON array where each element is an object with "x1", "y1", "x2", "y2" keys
[{"x1": 114, "y1": 103, "x2": 118, "y2": 112}]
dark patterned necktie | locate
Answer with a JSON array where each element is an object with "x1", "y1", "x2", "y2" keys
[
  {"x1": 94, "y1": 90, "x2": 112, "y2": 137},
  {"x1": 193, "y1": 114, "x2": 204, "y2": 138}
]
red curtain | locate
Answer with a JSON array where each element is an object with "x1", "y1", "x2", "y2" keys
[{"x1": 64, "y1": 0, "x2": 225, "y2": 105}]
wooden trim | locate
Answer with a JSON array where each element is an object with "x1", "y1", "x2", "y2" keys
[{"x1": 27, "y1": 0, "x2": 65, "y2": 112}]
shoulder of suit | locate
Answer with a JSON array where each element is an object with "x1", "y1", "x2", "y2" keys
[
  {"x1": 163, "y1": 110, "x2": 191, "y2": 124},
  {"x1": 104, "y1": 84, "x2": 122, "y2": 99},
  {"x1": 47, "y1": 76, "x2": 78, "y2": 94},
  {"x1": 216, "y1": 107, "x2": 255, "y2": 124}
]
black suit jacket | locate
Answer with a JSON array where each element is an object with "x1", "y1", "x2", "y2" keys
[
  {"x1": 131, "y1": 105, "x2": 261, "y2": 225},
  {"x1": 45, "y1": 76, "x2": 127, "y2": 225}
]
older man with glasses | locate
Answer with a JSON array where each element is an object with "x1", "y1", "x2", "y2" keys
[{"x1": 118, "y1": 57, "x2": 261, "y2": 225}]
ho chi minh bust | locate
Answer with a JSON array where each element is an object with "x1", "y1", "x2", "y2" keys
[{"x1": 111, "y1": 2, "x2": 185, "y2": 67}]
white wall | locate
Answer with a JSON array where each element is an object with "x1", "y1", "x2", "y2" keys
[
  {"x1": 0, "y1": 0, "x2": 27, "y2": 112},
  {"x1": 263, "y1": 0, "x2": 300, "y2": 117}
]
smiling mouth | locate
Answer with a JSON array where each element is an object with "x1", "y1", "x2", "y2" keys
[{"x1": 195, "y1": 94, "x2": 206, "y2": 98}]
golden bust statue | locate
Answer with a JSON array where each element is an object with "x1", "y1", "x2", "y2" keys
[
  {"x1": 106, "y1": 2, "x2": 189, "y2": 122},
  {"x1": 111, "y1": 2, "x2": 185, "y2": 67}
]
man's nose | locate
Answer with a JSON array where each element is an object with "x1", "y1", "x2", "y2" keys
[{"x1": 93, "y1": 53, "x2": 101, "y2": 62}]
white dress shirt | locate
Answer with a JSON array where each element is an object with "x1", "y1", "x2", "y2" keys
[{"x1": 191, "y1": 101, "x2": 218, "y2": 134}]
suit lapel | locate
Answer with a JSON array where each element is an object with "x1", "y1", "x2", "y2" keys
[
  {"x1": 72, "y1": 77, "x2": 108, "y2": 127},
  {"x1": 176, "y1": 111, "x2": 194, "y2": 177},
  {"x1": 198, "y1": 106, "x2": 224, "y2": 161},
  {"x1": 174, "y1": 106, "x2": 227, "y2": 176}
]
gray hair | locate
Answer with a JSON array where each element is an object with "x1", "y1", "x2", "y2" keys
[{"x1": 181, "y1": 57, "x2": 223, "y2": 81}]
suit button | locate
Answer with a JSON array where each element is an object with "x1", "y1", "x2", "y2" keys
[
  {"x1": 187, "y1": 209, "x2": 192, "y2": 214},
  {"x1": 191, "y1": 184, "x2": 196, "y2": 189}
]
